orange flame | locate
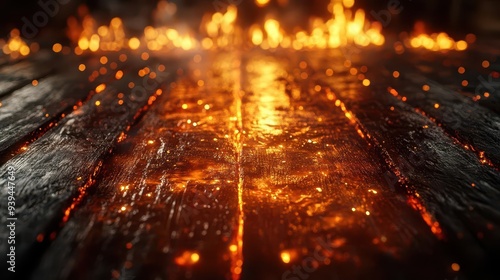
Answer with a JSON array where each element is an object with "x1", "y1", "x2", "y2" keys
[
  {"x1": 1, "y1": 29, "x2": 31, "y2": 58},
  {"x1": 56, "y1": 0, "x2": 476, "y2": 54}
]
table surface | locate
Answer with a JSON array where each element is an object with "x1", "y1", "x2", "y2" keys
[{"x1": 0, "y1": 43, "x2": 499, "y2": 280}]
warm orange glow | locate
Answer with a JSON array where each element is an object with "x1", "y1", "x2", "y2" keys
[
  {"x1": 455, "y1": 40, "x2": 467, "y2": 51},
  {"x1": 255, "y1": 0, "x2": 270, "y2": 7},
  {"x1": 71, "y1": 12, "x2": 126, "y2": 53},
  {"x1": 67, "y1": 0, "x2": 385, "y2": 52},
  {"x1": 408, "y1": 196, "x2": 444, "y2": 239},
  {"x1": 229, "y1": 244, "x2": 237, "y2": 252},
  {"x1": 248, "y1": 1, "x2": 384, "y2": 49},
  {"x1": 60, "y1": 1, "x2": 479, "y2": 56},
  {"x1": 2, "y1": 29, "x2": 31, "y2": 58},
  {"x1": 100, "y1": 56, "x2": 108, "y2": 64},
  {"x1": 280, "y1": 251, "x2": 291, "y2": 264},
  {"x1": 407, "y1": 24, "x2": 468, "y2": 51},
  {"x1": 115, "y1": 70, "x2": 124, "y2": 80},
  {"x1": 174, "y1": 251, "x2": 200, "y2": 266},
  {"x1": 128, "y1": 37, "x2": 140, "y2": 50},
  {"x1": 52, "y1": 43, "x2": 63, "y2": 53},
  {"x1": 95, "y1": 83, "x2": 106, "y2": 93}
]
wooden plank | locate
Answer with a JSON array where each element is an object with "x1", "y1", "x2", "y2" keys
[
  {"x1": 390, "y1": 48, "x2": 500, "y2": 116},
  {"x1": 31, "y1": 53, "x2": 240, "y2": 280},
  {"x1": 0, "y1": 74, "x2": 86, "y2": 157},
  {"x1": 381, "y1": 51, "x2": 500, "y2": 168},
  {"x1": 238, "y1": 51, "x2": 455, "y2": 280},
  {"x1": 0, "y1": 57, "x2": 179, "y2": 280},
  {"x1": 1, "y1": 46, "x2": 499, "y2": 280},
  {"x1": 313, "y1": 49, "x2": 500, "y2": 278},
  {"x1": 0, "y1": 54, "x2": 132, "y2": 162},
  {"x1": 0, "y1": 55, "x2": 9, "y2": 67},
  {"x1": 0, "y1": 51, "x2": 54, "y2": 98}
]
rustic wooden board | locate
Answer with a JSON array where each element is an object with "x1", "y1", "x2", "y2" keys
[
  {"x1": 379, "y1": 51, "x2": 500, "y2": 168},
  {"x1": 239, "y1": 51, "x2": 455, "y2": 280},
  {"x1": 0, "y1": 56, "x2": 179, "y2": 280},
  {"x1": 0, "y1": 55, "x2": 9, "y2": 67},
  {"x1": 0, "y1": 54, "x2": 136, "y2": 163},
  {"x1": 0, "y1": 47, "x2": 499, "y2": 280},
  {"x1": 0, "y1": 52, "x2": 54, "y2": 98},
  {"x1": 32, "y1": 53, "x2": 240, "y2": 280},
  {"x1": 397, "y1": 48, "x2": 500, "y2": 117},
  {"x1": 312, "y1": 49, "x2": 500, "y2": 278}
]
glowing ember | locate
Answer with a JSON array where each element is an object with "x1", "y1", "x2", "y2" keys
[
  {"x1": 1, "y1": 29, "x2": 31, "y2": 58},
  {"x1": 249, "y1": 0, "x2": 385, "y2": 49},
  {"x1": 174, "y1": 251, "x2": 201, "y2": 266},
  {"x1": 408, "y1": 33, "x2": 467, "y2": 51},
  {"x1": 63, "y1": 0, "x2": 387, "y2": 53},
  {"x1": 406, "y1": 22, "x2": 468, "y2": 51},
  {"x1": 69, "y1": 6, "x2": 127, "y2": 53},
  {"x1": 1, "y1": 0, "x2": 473, "y2": 57}
]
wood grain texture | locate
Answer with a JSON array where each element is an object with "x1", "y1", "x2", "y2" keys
[
  {"x1": 0, "y1": 57, "x2": 179, "y2": 280},
  {"x1": 0, "y1": 52, "x2": 54, "y2": 98},
  {"x1": 381, "y1": 51, "x2": 500, "y2": 167},
  {"x1": 0, "y1": 54, "x2": 133, "y2": 161},
  {"x1": 313, "y1": 49, "x2": 500, "y2": 278},
  {"x1": 240, "y1": 51, "x2": 454, "y2": 280},
  {"x1": 0, "y1": 46, "x2": 499, "y2": 280},
  {"x1": 32, "y1": 53, "x2": 239, "y2": 280}
]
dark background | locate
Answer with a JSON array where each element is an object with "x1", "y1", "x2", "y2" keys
[{"x1": 1, "y1": 0, "x2": 500, "y2": 39}]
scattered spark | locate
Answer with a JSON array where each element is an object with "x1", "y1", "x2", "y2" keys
[
  {"x1": 95, "y1": 84, "x2": 106, "y2": 93},
  {"x1": 229, "y1": 244, "x2": 237, "y2": 252},
  {"x1": 175, "y1": 251, "x2": 200, "y2": 266},
  {"x1": 115, "y1": 70, "x2": 124, "y2": 80},
  {"x1": 280, "y1": 251, "x2": 291, "y2": 264},
  {"x1": 128, "y1": 37, "x2": 140, "y2": 50},
  {"x1": 52, "y1": 43, "x2": 63, "y2": 53}
]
